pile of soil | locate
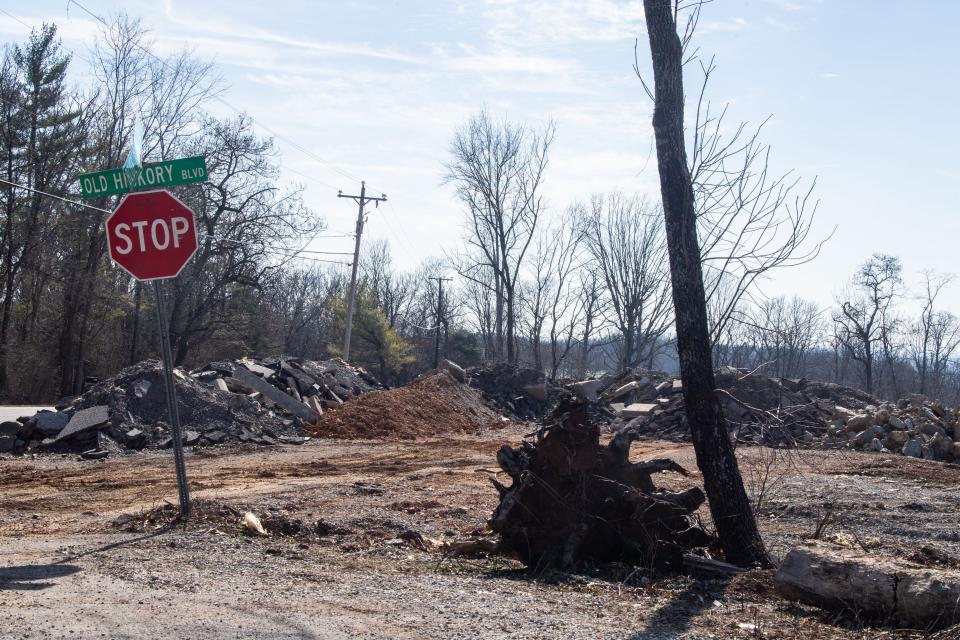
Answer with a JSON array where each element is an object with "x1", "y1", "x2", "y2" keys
[{"x1": 307, "y1": 370, "x2": 502, "y2": 440}]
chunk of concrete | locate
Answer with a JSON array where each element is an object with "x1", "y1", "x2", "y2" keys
[
  {"x1": 620, "y1": 403, "x2": 657, "y2": 419},
  {"x1": 55, "y1": 405, "x2": 110, "y2": 442},
  {"x1": 608, "y1": 381, "x2": 640, "y2": 400},
  {"x1": 35, "y1": 411, "x2": 69, "y2": 436},
  {"x1": 231, "y1": 366, "x2": 320, "y2": 423},
  {"x1": 213, "y1": 378, "x2": 230, "y2": 392},
  {"x1": 442, "y1": 359, "x2": 467, "y2": 383},
  {"x1": 132, "y1": 379, "x2": 151, "y2": 399},
  {"x1": 204, "y1": 430, "x2": 227, "y2": 444},
  {"x1": 240, "y1": 359, "x2": 275, "y2": 379},
  {"x1": 0, "y1": 420, "x2": 20, "y2": 437},
  {"x1": 124, "y1": 428, "x2": 147, "y2": 449},
  {"x1": 568, "y1": 379, "x2": 605, "y2": 402}
]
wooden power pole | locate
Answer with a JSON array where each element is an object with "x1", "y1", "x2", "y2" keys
[{"x1": 337, "y1": 181, "x2": 387, "y2": 361}]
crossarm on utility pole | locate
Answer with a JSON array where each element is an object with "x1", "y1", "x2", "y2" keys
[{"x1": 337, "y1": 181, "x2": 387, "y2": 362}]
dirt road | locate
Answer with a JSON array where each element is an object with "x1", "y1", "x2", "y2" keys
[{"x1": 1, "y1": 431, "x2": 952, "y2": 639}]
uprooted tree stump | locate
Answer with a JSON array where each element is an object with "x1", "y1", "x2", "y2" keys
[{"x1": 489, "y1": 395, "x2": 714, "y2": 573}]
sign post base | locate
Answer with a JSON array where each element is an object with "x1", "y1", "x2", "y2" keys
[{"x1": 153, "y1": 280, "x2": 191, "y2": 516}]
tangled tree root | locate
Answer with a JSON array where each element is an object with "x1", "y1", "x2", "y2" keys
[{"x1": 490, "y1": 395, "x2": 714, "y2": 573}]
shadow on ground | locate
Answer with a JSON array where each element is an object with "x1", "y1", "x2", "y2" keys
[{"x1": 0, "y1": 563, "x2": 80, "y2": 590}]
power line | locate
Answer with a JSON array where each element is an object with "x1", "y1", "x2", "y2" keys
[
  {"x1": 0, "y1": 7, "x2": 32, "y2": 30},
  {"x1": 0, "y1": 177, "x2": 110, "y2": 213},
  {"x1": 0, "y1": 176, "x2": 349, "y2": 265},
  {"x1": 4, "y1": 6, "x2": 364, "y2": 262},
  {"x1": 67, "y1": 0, "x2": 369, "y2": 188}
]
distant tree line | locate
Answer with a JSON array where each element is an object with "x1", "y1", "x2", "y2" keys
[{"x1": 1, "y1": 17, "x2": 956, "y2": 406}]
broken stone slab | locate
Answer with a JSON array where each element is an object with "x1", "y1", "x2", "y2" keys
[
  {"x1": 620, "y1": 403, "x2": 657, "y2": 419},
  {"x1": 306, "y1": 395, "x2": 324, "y2": 416},
  {"x1": 204, "y1": 430, "x2": 227, "y2": 444},
  {"x1": 132, "y1": 378, "x2": 151, "y2": 399},
  {"x1": 608, "y1": 380, "x2": 641, "y2": 400},
  {"x1": 904, "y1": 437, "x2": 922, "y2": 458},
  {"x1": 0, "y1": 421, "x2": 20, "y2": 437},
  {"x1": 124, "y1": 428, "x2": 147, "y2": 449},
  {"x1": 231, "y1": 366, "x2": 320, "y2": 423},
  {"x1": 655, "y1": 381, "x2": 672, "y2": 395},
  {"x1": 442, "y1": 359, "x2": 467, "y2": 383},
  {"x1": 854, "y1": 425, "x2": 886, "y2": 448},
  {"x1": 54, "y1": 405, "x2": 110, "y2": 442},
  {"x1": 35, "y1": 411, "x2": 69, "y2": 436},
  {"x1": 183, "y1": 430, "x2": 201, "y2": 446},
  {"x1": 239, "y1": 359, "x2": 276, "y2": 379},
  {"x1": 81, "y1": 449, "x2": 109, "y2": 460},
  {"x1": 225, "y1": 377, "x2": 257, "y2": 394},
  {"x1": 284, "y1": 377, "x2": 302, "y2": 402},
  {"x1": 776, "y1": 544, "x2": 960, "y2": 629},
  {"x1": 279, "y1": 435, "x2": 308, "y2": 445},
  {"x1": 213, "y1": 378, "x2": 229, "y2": 392},
  {"x1": 671, "y1": 379, "x2": 683, "y2": 391},
  {"x1": 844, "y1": 414, "x2": 872, "y2": 432},
  {"x1": 568, "y1": 379, "x2": 605, "y2": 402}
]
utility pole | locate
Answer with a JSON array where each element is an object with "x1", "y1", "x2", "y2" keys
[
  {"x1": 337, "y1": 181, "x2": 387, "y2": 362},
  {"x1": 429, "y1": 276, "x2": 453, "y2": 368}
]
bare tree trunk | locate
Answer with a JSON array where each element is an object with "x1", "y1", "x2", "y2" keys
[{"x1": 642, "y1": 0, "x2": 768, "y2": 567}]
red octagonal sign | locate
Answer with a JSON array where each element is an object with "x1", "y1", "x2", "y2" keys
[{"x1": 106, "y1": 189, "x2": 199, "y2": 281}]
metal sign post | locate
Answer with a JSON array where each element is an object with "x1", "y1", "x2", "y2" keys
[
  {"x1": 103, "y1": 188, "x2": 202, "y2": 518},
  {"x1": 153, "y1": 281, "x2": 190, "y2": 515}
]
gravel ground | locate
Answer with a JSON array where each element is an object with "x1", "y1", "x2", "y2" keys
[{"x1": 0, "y1": 428, "x2": 954, "y2": 639}]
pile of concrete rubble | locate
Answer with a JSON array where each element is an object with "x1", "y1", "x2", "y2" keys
[
  {"x1": 0, "y1": 356, "x2": 382, "y2": 458},
  {"x1": 564, "y1": 367, "x2": 960, "y2": 464},
  {"x1": 824, "y1": 396, "x2": 960, "y2": 462},
  {"x1": 565, "y1": 368, "x2": 848, "y2": 447}
]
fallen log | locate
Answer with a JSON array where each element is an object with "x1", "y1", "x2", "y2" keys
[
  {"x1": 489, "y1": 395, "x2": 714, "y2": 573},
  {"x1": 776, "y1": 545, "x2": 960, "y2": 629}
]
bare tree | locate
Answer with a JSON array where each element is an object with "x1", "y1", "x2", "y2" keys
[
  {"x1": 585, "y1": 193, "x2": 673, "y2": 371},
  {"x1": 574, "y1": 265, "x2": 606, "y2": 377},
  {"x1": 445, "y1": 109, "x2": 554, "y2": 364},
  {"x1": 833, "y1": 254, "x2": 902, "y2": 395},
  {"x1": 738, "y1": 296, "x2": 823, "y2": 379},
  {"x1": 684, "y1": 59, "x2": 828, "y2": 344},
  {"x1": 642, "y1": 0, "x2": 769, "y2": 567},
  {"x1": 166, "y1": 115, "x2": 324, "y2": 364},
  {"x1": 910, "y1": 271, "x2": 960, "y2": 397}
]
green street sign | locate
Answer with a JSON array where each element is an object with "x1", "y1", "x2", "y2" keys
[{"x1": 78, "y1": 156, "x2": 208, "y2": 199}]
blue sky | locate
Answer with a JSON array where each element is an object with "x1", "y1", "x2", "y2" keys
[{"x1": 2, "y1": 0, "x2": 958, "y2": 312}]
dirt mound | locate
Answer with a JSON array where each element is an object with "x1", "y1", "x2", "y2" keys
[{"x1": 307, "y1": 370, "x2": 502, "y2": 440}]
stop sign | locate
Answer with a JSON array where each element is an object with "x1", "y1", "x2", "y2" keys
[{"x1": 106, "y1": 189, "x2": 199, "y2": 280}]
